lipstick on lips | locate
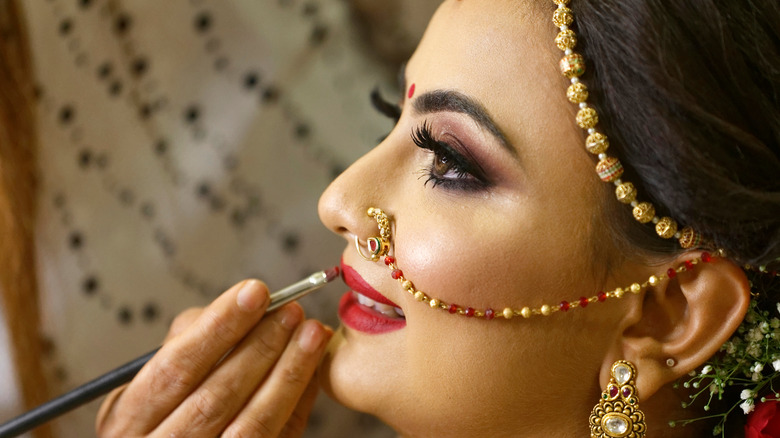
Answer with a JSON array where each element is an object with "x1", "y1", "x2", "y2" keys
[{"x1": 339, "y1": 261, "x2": 407, "y2": 334}]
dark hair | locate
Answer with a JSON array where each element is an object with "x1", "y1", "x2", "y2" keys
[
  {"x1": 574, "y1": 0, "x2": 780, "y2": 268},
  {"x1": 571, "y1": 1, "x2": 780, "y2": 436}
]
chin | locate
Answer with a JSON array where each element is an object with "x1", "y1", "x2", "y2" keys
[{"x1": 315, "y1": 326, "x2": 403, "y2": 424}]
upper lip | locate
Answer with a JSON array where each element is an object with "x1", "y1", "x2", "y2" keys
[{"x1": 341, "y1": 260, "x2": 401, "y2": 307}]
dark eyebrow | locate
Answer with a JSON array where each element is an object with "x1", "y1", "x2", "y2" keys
[{"x1": 412, "y1": 90, "x2": 517, "y2": 158}]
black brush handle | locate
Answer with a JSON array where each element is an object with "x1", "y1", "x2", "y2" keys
[{"x1": 0, "y1": 347, "x2": 159, "y2": 438}]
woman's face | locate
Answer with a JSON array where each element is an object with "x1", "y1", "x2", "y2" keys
[{"x1": 318, "y1": 1, "x2": 633, "y2": 435}]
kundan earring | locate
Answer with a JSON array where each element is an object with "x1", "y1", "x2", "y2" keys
[{"x1": 589, "y1": 360, "x2": 647, "y2": 438}]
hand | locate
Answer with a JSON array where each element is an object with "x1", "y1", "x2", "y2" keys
[{"x1": 96, "y1": 279, "x2": 333, "y2": 438}]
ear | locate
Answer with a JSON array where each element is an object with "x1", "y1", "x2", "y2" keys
[{"x1": 600, "y1": 253, "x2": 751, "y2": 400}]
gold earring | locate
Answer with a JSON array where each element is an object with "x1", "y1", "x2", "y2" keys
[{"x1": 589, "y1": 360, "x2": 646, "y2": 438}]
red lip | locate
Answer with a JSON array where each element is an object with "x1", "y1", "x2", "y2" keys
[
  {"x1": 341, "y1": 262, "x2": 400, "y2": 307},
  {"x1": 338, "y1": 260, "x2": 406, "y2": 334}
]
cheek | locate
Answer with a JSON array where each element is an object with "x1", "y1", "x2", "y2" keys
[
  {"x1": 392, "y1": 200, "x2": 594, "y2": 314},
  {"x1": 394, "y1": 208, "x2": 518, "y2": 304}
]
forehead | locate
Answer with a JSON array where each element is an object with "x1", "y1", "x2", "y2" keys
[{"x1": 407, "y1": 1, "x2": 555, "y2": 96}]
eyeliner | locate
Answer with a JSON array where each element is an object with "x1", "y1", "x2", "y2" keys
[{"x1": 0, "y1": 267, "x2": 340, "y2": 438}]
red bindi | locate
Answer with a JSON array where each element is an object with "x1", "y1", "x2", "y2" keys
[{"x1": 408, "y1": 83, "x2": 416, "y2": 99}]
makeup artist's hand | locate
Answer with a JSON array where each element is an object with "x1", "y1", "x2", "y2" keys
[{"x1": 95, "y1": 279, "x2": 333, "y2": 438}]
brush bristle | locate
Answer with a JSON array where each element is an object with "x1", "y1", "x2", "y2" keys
[{"x1": 324, "y1": 266, "x2": 340, "y2": 282}]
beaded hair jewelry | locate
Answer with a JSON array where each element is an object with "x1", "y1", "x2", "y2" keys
[
  {"x1": 552, "y1": 0, "x2": 703, "y2": 249},
  {"x1": 356, "y1": 208, "x2": 713, "y2": 321}
]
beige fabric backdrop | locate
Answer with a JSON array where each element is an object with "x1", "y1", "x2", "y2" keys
[{"x1": 2, "y1": 0, "x2": 435, "y2": 436}]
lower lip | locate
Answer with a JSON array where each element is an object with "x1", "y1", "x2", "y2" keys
[{"x1": 338, "y1": 292, "x2": 406, "y2": 334}]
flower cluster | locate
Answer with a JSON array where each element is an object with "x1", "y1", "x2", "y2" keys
[{"x1": 670, "y1": 296, "x2": 780, "y2": 436}]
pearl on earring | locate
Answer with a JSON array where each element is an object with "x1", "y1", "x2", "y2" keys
[{"x1": 666, "y1": 358, "x2": 676, "y2": 367}]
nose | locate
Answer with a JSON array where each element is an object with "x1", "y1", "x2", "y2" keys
[{"x1": 318, "y1": 140, "x2": 399, "y2": 246}]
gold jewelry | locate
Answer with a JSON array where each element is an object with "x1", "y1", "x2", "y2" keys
[
  {"x1": 355, "y1": 207, "x2": 391, "y2": 261},
  {"x1": 358, "y1": 208, "x2": 713, "y2": 320},
  {"x1": 589, "y1": 360, "x2": 646, "y2": 438},
  {"x1": 550, "y1": 0, "x2": 702, "y2": 249}
]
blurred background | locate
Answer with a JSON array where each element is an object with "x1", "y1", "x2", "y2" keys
[{"x1": 0, "y1": 0, "x2": 441, "y2": 436}]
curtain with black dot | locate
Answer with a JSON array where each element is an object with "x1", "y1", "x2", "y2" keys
[{"x1": 7, "y1": 0, "x2": 433, "y2": 436}]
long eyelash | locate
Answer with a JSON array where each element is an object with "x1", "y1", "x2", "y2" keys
[
  {"x1": 411, "y1": 121, "x2": 471, "y2": 176},
  {"x1": 370, "y1": 87, "x2": 401, "y2": 123},
  {"x1": 411, "y1": 121, "x2": 489, "y2": 191}
]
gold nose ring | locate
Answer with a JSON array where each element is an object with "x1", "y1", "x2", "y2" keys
[{"x1": 355, "y1": 208, "x2": 391, "y2": 261}]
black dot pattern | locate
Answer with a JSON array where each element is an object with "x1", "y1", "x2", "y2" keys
[
  {"x1": 194, "y1": 12, "x2": 212, "y2": 33},
  {"x1": 81, "y1": 276, "x2": 98, "y2": 295},
  {"x1": 114, "y1": 14, "x2": 132, "y2": 35},
  {"x1": 25, "y1": 1, "x2": 413, "y2": 437}
]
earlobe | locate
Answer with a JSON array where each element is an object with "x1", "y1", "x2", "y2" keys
[{"x1": 602, "y1": 253, "x2": 751, "y2": 400}]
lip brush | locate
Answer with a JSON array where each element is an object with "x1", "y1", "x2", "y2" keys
[{"x1": 0, "y1": 267, "x2": 340, "y2": 438}]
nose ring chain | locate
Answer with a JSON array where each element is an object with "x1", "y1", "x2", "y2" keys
[{"x1": 356, "y1": 207, "x2": 714, "y2": 320}]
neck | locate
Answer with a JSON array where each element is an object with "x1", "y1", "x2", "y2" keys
[{"x1": 391, "y1": 384, "x2": 717, "y2": 438}]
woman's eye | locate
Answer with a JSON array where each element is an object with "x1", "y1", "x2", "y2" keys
[
  {"x1": 432, "y1": 151, "x2": 457, "y2": 179},
  {"x1": 412, "y1": 121, "x2": 490, "y2": 192}
]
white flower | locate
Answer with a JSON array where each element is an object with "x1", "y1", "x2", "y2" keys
[
  {"x1": 776, "y1": 302, "x2": 780, "y2": 315},
  {"x1": 741, "y1": 389, "x2": 754, "y2": 400},
  {"x1": 726, "y1": 342, "x2": 737, "y2": 355},
  {"x1": 702, "y1": 365, "x2": 713, "y2": 375},
  {"x1": 760, "y1": 322, "x2": 771, "y2": 334},
  {"x1": 771, "y1": 318, "x2": 780, "y2": 329},
  {"x1": 753, "y1": 362, "x2": 764, "y2": 373},
  {"x1": 709, "y1": 383, "x2": 721, "y2": 395},
  {"x1": 752, "y1": 372, "x2": 762, "y2": 381},
  {"x1": 773, "y1": 359, "x2": 780, "y2": 372},
  {"x1": 747, "y1": 343, "x2": 762, "y2": 358},
  {"x1": 741, "y1": 400, "x2": 755, "y2": 415},
  {"x1": 747, "y1": 328, "x2": 763, "y2": 342}
]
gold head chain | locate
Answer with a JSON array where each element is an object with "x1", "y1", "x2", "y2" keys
[{"x1": 552, "y1": 0, "x2": 703, "y2": 249}]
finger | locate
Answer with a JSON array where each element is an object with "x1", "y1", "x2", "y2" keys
[
  {"x1": 155, "y1": 303, "x2": 304, "y2": 437},
  {"x1": 164, "y1": 307, "x2": 203, "y2": 343},
  {"x1": 97, "y1": 307, "x2": 203, "y2": 435},
  {"x1": 95, "y1": 384, "x2": 127, "y2": 436},
  {"x1": 221, "y1": 320, "x2": 333, "y2": 438},
  {"x1": 279, "y1": 377, "x2": 320, "y2": 438},
  {"x1": 111, "y1": 279, "x2": 271, "y2": 434}
]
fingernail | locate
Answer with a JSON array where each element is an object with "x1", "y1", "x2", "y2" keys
[
  {"x1": 297, "y1": 321, "x2": 326, "y2": 353},
  {"x1": 276, "y1": 305, "x2": 302, "y2": 330},
  {"x1": 236, "y1": 280, "x2": 267, "y2": 312}
]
